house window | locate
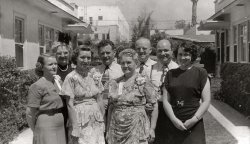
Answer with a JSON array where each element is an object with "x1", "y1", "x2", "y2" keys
[
  {"x1": 94, "y1": 33, "x2": 98, "y2": 39},
  {"x1": 38, "y1": 24, "x2": 45, "y2": 54},
  {"x1": 98, "y1": 16, "x2": 103, "y2": 21},
  {"x1": 14, "y1": 17, "x2": 24, "y2": 67},
  {"x1": 39, "y1": 24, "x2": 58, "y2": 54},
  {"x1": 45, "y1": 27, "x2": 54, "y2": 53},
  {"x1": 248, "y1": 21, "x2": 250, "y2": 62},
  {"x1": 79, "y1": 16, "x2": 84, "y2": 21},
  {"x1": 225, "y1": 30, "x2": 230, "y2": 61},
  {"x1": 233, "y1": 26, "x2": 238, "y2": 62},
  {"x1": 239, "y1": 23, "x2": 248, "y2": 62},
  {"x1": 216, "y1": 31, "x2": 220, "y2": 61},
  {"x1": 89, "y1": 17, "x2": 93, "y2": 25}
]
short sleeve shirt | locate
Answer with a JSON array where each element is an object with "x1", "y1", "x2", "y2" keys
[
  {"x1": 27, "y1": 77, "x2": 63, "y2": 110},
  {"x1": 165, "y1": 66, "x2": 208, "y2": 121}
]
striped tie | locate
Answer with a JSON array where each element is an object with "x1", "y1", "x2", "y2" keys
[
  {"x1": 139, "y1": 62, "x2": 145, "y2": 74},
  {"x1": 102, "y1": 66, "x2": 109, "y2": 99}
]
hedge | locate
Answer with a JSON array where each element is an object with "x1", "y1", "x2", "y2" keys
[
  {"x1": 218, "y1": 62, "x2": 250, "y2": 116},
  {"x1": 0, "y1": 56, "x2": 38, "y2": 143}
]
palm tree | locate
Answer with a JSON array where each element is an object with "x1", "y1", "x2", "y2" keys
[{"x1": 191, "y1": 0, "x2": 199, "y2": 26}]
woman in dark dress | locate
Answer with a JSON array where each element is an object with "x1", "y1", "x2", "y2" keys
[{"x1": 162, "y1": 42, "x2": 211, "y2": 144}]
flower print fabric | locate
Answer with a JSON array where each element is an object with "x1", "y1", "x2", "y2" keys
[
  {"x1": 106, "y1": 73, "x2": 157, "y2": 144},
  {"x1": 60, "y1": 69, "x2": 105, "y2": 144}
]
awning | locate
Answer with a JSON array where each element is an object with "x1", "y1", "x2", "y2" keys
[
  {"x1": 208, "y1": 0, "x2": 244, "y2": 20},
  {"x1": 198, "y1": 20, "x2": 230, "y2": 30},
  {"x1": 63, "y1": 23, "x2": 93, "y2": 34},
  {"x1": 170, "y1": 35, "x2": 215, "y2": 43}
]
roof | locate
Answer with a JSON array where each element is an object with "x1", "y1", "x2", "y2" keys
[{"x1": 170, "y1": 35, "x2": 215, "y2": 43}]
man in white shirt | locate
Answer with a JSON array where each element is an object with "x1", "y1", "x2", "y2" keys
[
  {"x1": 153, "y1": 39, "x2": 179, "y2": 144},
  {"x1": 135, "y1": 37, "x2": 157, "y2": 75}
]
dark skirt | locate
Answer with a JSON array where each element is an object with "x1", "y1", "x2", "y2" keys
[
  {"x1": 33, "y1": 113, "x2": 66, "y2": 144},
  {"x1": 155, "y1": 102, "x2": 206, "y2": 144},
  {"x1": 154, "y1": 101, "x2": 172, "y2": 144}
]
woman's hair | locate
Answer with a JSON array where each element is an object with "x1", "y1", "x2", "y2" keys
[
  {"x1": 118, "y1": 48, "x2": 139, "y2": 65},
  {"x1": 35, "y1": 53, "x2": 55, "y2": 77},
  {"x1": 51, "y1": 42, "x2": 70, "y2": 54},
  {"x1": 173, "y1": 42, "x2": 199, "y2": 62},
  {"x1": 71, "y1": 45, "x2": 92, "y2": 65}
]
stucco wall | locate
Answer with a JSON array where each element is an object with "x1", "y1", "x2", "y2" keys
[{"x1": 0, "y1": 0, "x2": 63, "y2": 69}]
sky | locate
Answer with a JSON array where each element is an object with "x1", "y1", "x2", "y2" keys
[{"x1": 66, "y1": 0, "x2": 215, "y2": 28}]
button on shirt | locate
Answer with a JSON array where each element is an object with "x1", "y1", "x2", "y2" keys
[
  {"x1": 136, "y1": 58, "x2": 157, "y2": 76},
  {"x1": 150, "y1": 60, "x2": 179, "y2": 101}
]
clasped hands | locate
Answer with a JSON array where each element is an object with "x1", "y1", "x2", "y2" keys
[{"x1": 172, "y1": 116, "x2": 199, "y2": 131}]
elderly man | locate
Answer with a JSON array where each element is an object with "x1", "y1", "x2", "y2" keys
[
  {"x1": 95, "y1": 40, "x2": 123, "y2": 133},
  {"x1": 135, "y1": 37, "x2": 157, "y2": 75},
  {"x1": 153, "y1": 39, "x2": 179, "y2": 144}
]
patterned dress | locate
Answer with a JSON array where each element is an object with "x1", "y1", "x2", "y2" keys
[
  {"x1": 106, "y1": 73, "x2": 157, "y2": 144},
  {"x1": 60, "y1": 69, "x2": 105, "y2": 144}
]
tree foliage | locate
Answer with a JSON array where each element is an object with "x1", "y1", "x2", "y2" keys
[{"x1": 131, "y1": 11, "x2": 154, "y2": 49}]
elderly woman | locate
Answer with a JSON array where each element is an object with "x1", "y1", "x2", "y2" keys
[
  {"x1": 162, "y1": 42, "x2": 211, "y2": 144},
  {"x1": 52, "y1": 42, "x2": 73, "y2": 81},
  {"x1": 60, "y1": 46, "x2": 105, "y2": 144},
  {"x1": 106, "y1": 49, "x2": 158, "y2": 144},
  {"x1": 26, "y1": 53, "x2": 66, "y2": 144}
]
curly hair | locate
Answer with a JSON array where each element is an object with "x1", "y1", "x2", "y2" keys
[
  {"x1": 173, "y1": 42, "x2": 199, "y2": 62},
  {"x1": 35, "y1": 53, "x2": 56, "y2": 77},
  {"x1": 71, "y1": 45, "x2": 92, "y2": 65},
  {"x1": 97, "y1": 39, "x2": 115, "y2": 52},
  {"x1": 51, "y1": 42, "x2": 70, "y2": 54},
  {"x1": 118, "y1": 48, "x2": 139, "y2": 65}
]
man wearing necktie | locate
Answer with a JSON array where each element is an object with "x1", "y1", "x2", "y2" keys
[
  {"x1": 95, "y1": 40, "x2": 123, "y2": 138},
  {"x1": 152, "y1": 39, "x2": 179, "y2": 144},
  {"x1": 135, "y1": 37, "x2": 157, "y2": 75}
]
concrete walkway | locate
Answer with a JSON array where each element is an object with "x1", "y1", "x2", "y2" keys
[{"x1": 10, "y1": 100, "x2": 250, "y2": 144}]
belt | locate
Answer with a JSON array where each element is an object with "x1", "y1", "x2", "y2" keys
[{"x1": 38, "y1": 107, "x2": 63, "y2": 116}]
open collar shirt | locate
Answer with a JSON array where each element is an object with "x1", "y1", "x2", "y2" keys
[
  {"x1": 150, "y1": 60, "x2": 179, "y2": 101},
  {"x1": 136, "y1": 58, "x2": 157, "y2": 77},
  {"x1": 95, "y1": 61, "x2": 124, "y2": 80}
]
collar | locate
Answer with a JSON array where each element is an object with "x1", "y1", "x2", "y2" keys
[
  {"x1": 157, "y1": 60, "x2": 178, "y2": 70},
  {"x1": 101, "y1": 61, "x2": 116, "y2": 70},
  {"x1": 144, "y1": 58, "x2": 156, "y2": 67}
]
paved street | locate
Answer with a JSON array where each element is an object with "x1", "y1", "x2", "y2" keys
[{"x1": 10, "y1": 98, "x2": 250, "y2": 144}]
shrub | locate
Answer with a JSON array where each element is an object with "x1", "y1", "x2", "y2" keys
[
  {"x1": 0, "y1": 56, "x2": 38, "y2": 143},
  {"x1": 219, "y1": 62, "x2": 250, "y2": 116}
]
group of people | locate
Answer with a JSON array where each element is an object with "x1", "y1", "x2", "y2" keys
[{"x1": 26, "y1": 37, "x2": 211, "y2": 144}]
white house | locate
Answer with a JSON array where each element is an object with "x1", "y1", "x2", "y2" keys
[
  {"x1": 0, "y1": 0, "x2": 91, "y2": 69},
  {"x1": 199, "y1": 0, "x2": 250, "y2": 64},
  {"x1": 77, "y1": 5, "x2": 130, "y2": 43}
]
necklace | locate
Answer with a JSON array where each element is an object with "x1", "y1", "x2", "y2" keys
[{"x1": 58, "y1": 65, "x2": 68, "y2": 72}]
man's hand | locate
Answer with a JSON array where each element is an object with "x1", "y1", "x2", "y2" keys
[{"x1": 148, "y1": 128, "x2": 155, "y2": 143}]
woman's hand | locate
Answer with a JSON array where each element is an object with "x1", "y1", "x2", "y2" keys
[
  {"x1": 148, "y1": 128, "x2": 155, "y2": 143},
  {"x1": 172, "y1": 118, "x2": 187, "y2": 131},
  {"x1": 184, "y1": 116, "x2": 199, "y2": 129}
]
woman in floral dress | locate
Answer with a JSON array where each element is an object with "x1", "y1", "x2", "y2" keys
[
  {"x1": 106, "y1": 49, "x2": 158, "y2": 144},
  {"x1": 60, "y1": 46, "x2": 105, "y2": 144}
]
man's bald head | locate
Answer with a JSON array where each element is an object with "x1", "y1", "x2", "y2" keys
[
  {"x1": 157, "y1": 39, "x2": 172, "y2": 50},
  {"x1": 135, "y1": 37, "x2": 152, "y2": 63},
  {"x1": 156, "y1": 39, "x2": 173, "y2": 65}
]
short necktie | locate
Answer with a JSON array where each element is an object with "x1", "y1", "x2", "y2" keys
[
  {"x1": 102, "y1": 66, "x2": 109, "y2": 99},
  {"x1": 160, "y1": 66, "x2": 168, "y2": 83},
  {"x1": 139, "y1": 62, "x2": 145, "y2": 74}
]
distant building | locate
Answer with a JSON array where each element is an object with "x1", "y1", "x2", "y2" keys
[
  {"x1": 0, "y1": 0, "x2": 91, "y2": 69},
  {"x1": 199, "y1": 0, "x2": 250, "y2": 64},
  {"x1": 77, "y1": 5, "x2": 130, "y2": 43}
]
